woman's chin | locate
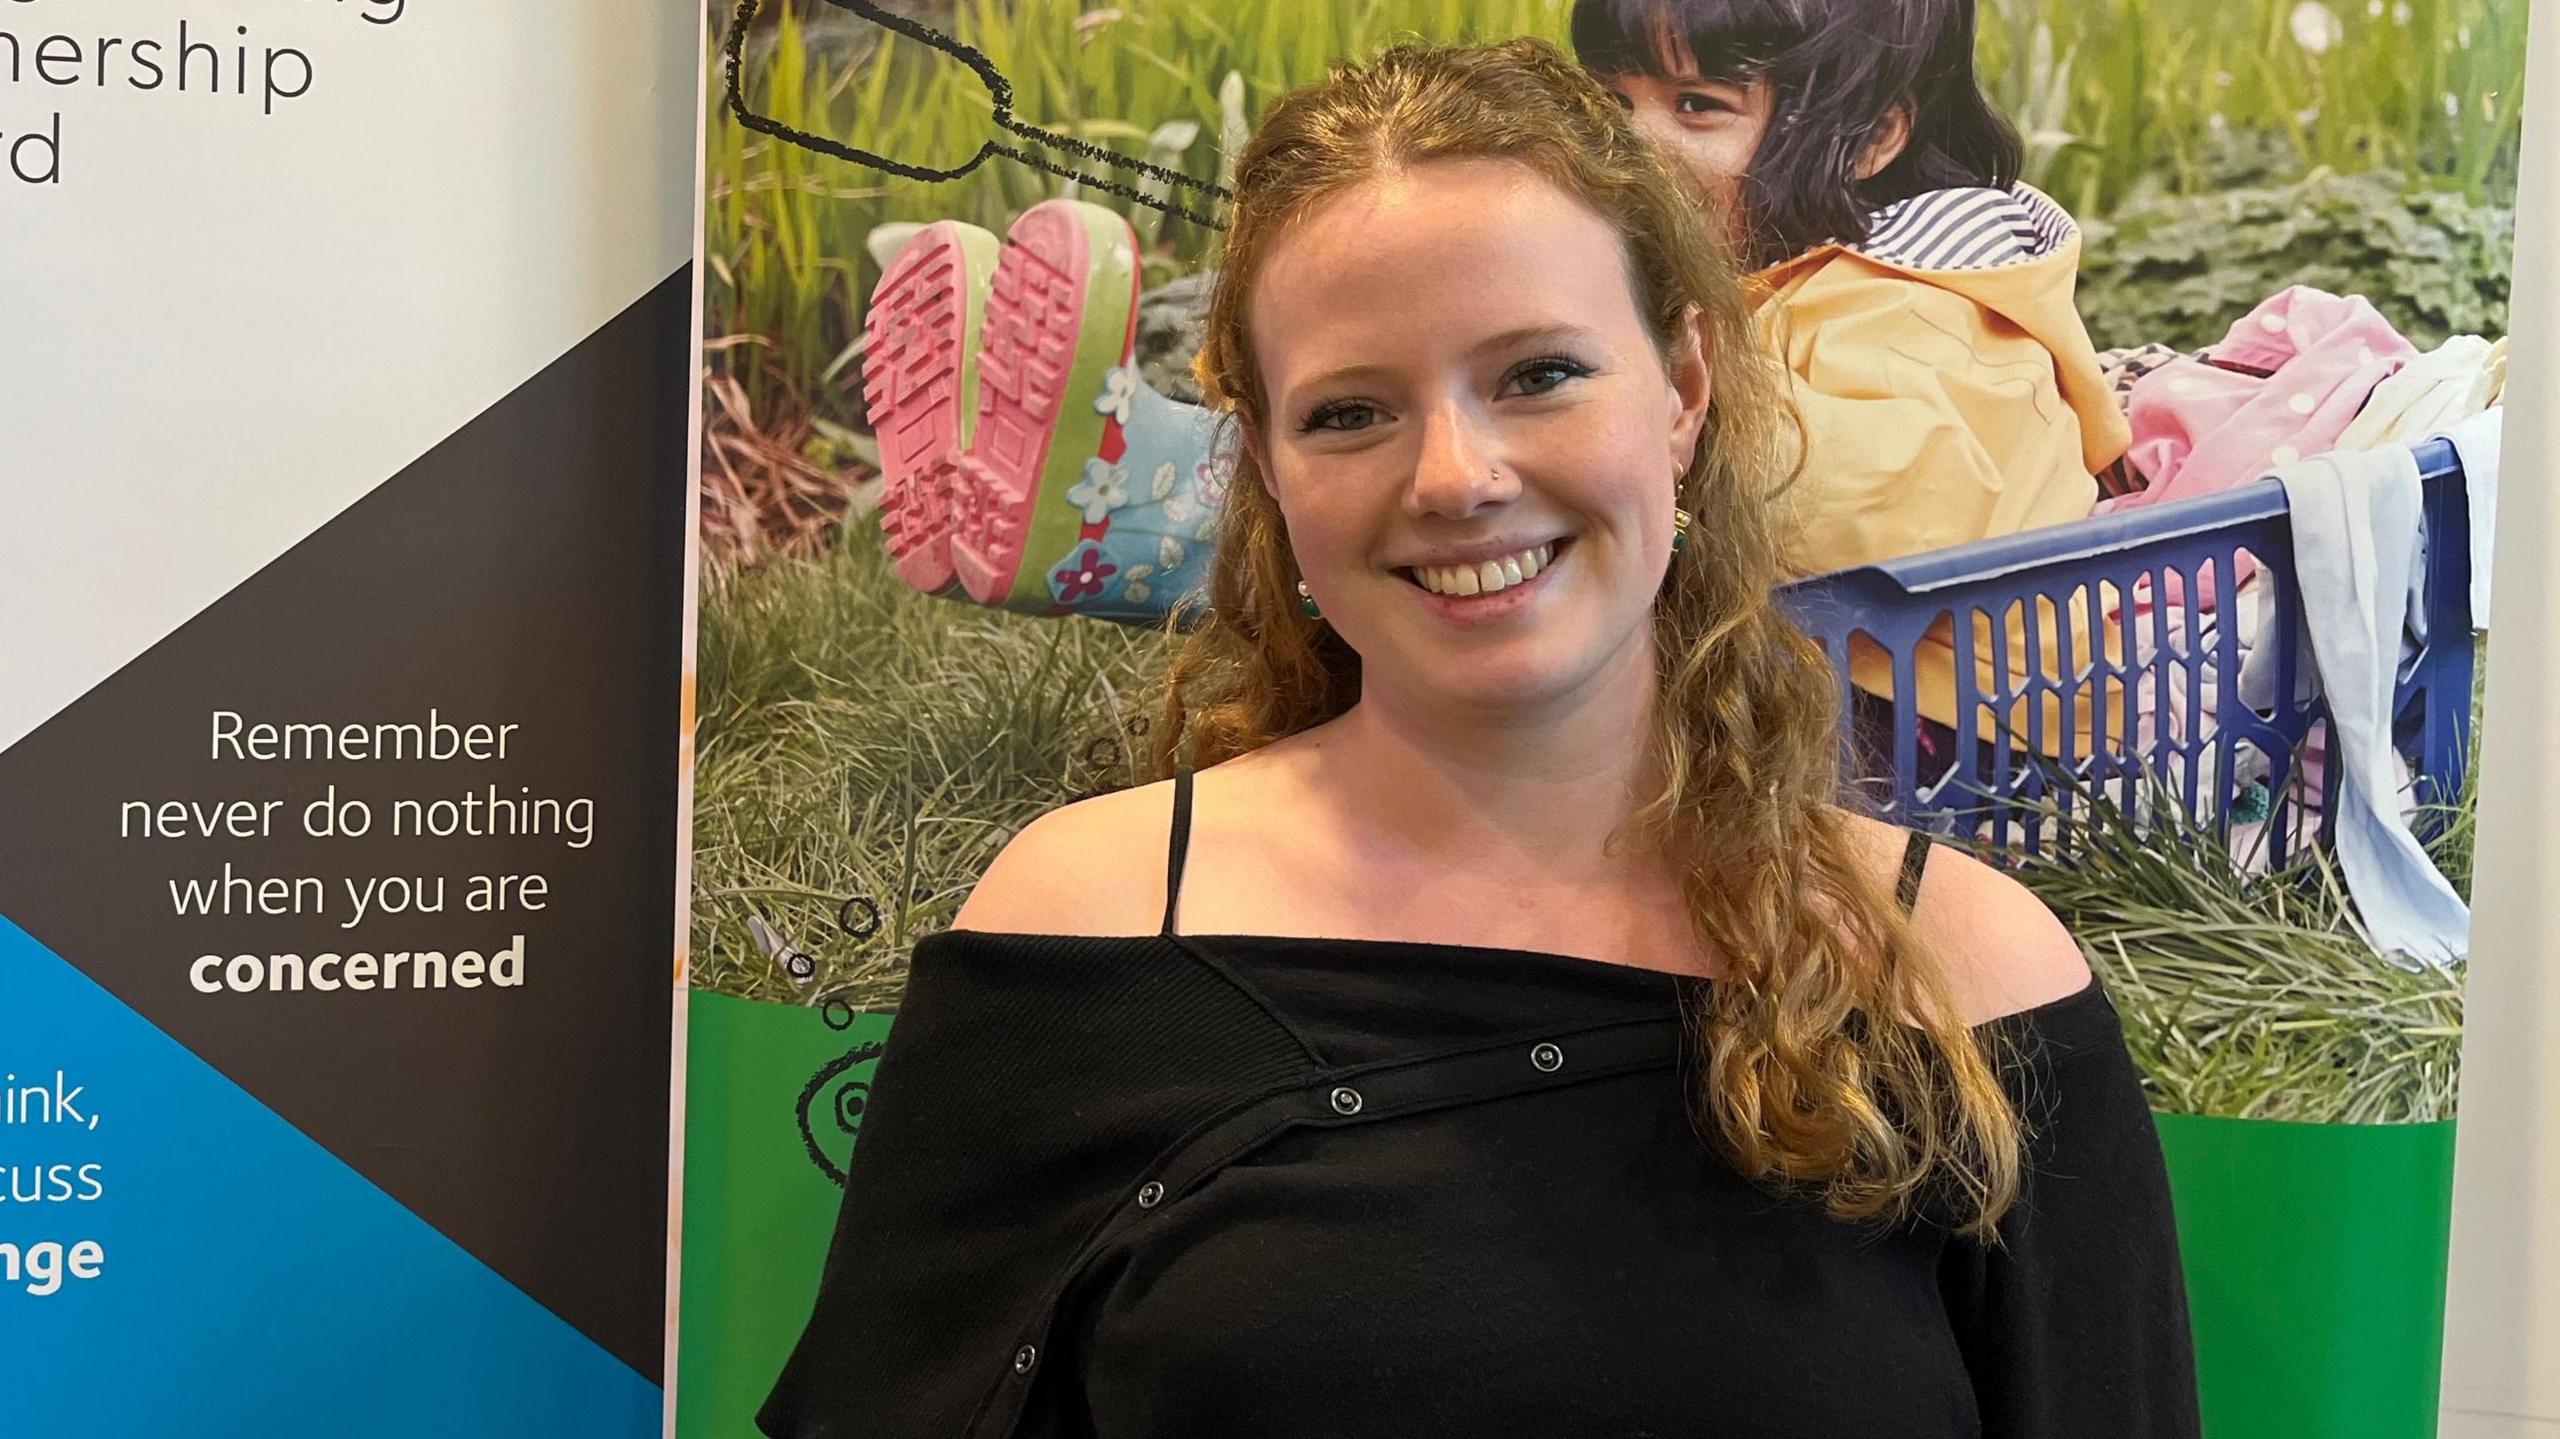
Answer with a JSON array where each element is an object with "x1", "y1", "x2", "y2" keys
[{"x1": 1379, "y1": 644, "x2": 1594, "y2": 717}]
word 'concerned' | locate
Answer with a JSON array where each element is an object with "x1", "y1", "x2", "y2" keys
[{"x1": 190, "y1": 936, "x2": 528, "y2": 995}]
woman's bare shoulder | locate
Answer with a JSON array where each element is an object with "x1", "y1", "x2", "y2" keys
[
  {"x1": 949, "y1": 779, "x2": 1182, "y2": 937},
  {"x1": 1830, "y1": 809, "x2": 2093, "y2": 1028}
]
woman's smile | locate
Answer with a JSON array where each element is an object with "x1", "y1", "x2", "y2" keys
[{"x1": 1394, "y1": 537, "x2": 1572, "y2": 625}]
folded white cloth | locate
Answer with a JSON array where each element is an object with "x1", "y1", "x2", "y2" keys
[
  {"x1": 2239, "y1": 445, "x2": 2469, "y2": 968},
  {"x1": 2433, "y1": 405, "x2": 2504, "y2": 630},
  {"x1": 2337, "y1": 335, "x2": 2507, "y2": 451}
]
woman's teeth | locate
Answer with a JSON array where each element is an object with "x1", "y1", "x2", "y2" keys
[{"x1": 1412, "y1": 542, "x2": 1555, "y2": 597}]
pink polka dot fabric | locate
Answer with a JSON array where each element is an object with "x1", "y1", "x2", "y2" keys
[{"x1": 2104, "y1": 285, "x2": 2417, "y2": 608}]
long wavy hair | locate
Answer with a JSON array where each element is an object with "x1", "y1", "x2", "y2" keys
[{"x1": 1148, "y1": 36, "x2": 2022, "y2": 1239}]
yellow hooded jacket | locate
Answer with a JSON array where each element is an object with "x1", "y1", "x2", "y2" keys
[{"x1": 1750, "y1": 184, "x2": 2133, "y2": 758}]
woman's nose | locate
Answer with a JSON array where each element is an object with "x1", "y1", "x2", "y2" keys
[{"x1": 1403, "y1": 407, "x2": 1520, "y2": 517}]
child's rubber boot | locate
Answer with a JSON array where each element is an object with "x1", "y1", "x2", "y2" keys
[
  {"x1": 862, "y1": 218, "x2": 1001, "y2": 597},
  {"x1": 869, "y1": 199, "x2": 1226, "y2": 625}
]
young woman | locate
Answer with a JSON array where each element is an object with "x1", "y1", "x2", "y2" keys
[{"x1": 761, "y1": 39, "x2": 2197, "y2": 1439}]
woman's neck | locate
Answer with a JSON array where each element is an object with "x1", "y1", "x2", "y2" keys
[{"x1": 1313, "y1": 651, "x2": 1662, "y2": 876}]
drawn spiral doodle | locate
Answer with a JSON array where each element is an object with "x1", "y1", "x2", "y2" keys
[{"x1": 797, "y1": 1017, "x2": 889, "y2": 1188}]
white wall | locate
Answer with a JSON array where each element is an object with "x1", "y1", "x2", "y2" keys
[
  {"x1": 0, "y1": 0, "x2": 697, "y2": 752},
  {"x1": 2441, "y1": 0, "x2": 2560, "y2": 1430}
]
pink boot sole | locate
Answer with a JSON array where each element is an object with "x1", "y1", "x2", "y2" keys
[
  {"x1": 860, "y1": 201, "x2": 1141, "y2": 611},
  {"x1": 862, "y1": 220, "x2": 996, "y2": 596}
]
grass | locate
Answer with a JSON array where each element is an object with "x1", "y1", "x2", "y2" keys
[
  {"x1": 690, "y1": 518, "x2": 1172, "y2": 1007},
  {"x1": 707, "y1": 0, "x2": 2528, "y2": 427},
  {"x1": 1978, "y1": 0, "x2": 2528, "y2": 217},
  {"x1": 1998, "y1": 758, "x2": 2473, "y2": 1124},
  {"x1": 1996, "y1": 637, "x2": 2484, "y2": 1126}
]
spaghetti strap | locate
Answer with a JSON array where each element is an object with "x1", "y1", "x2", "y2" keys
[
  {"x1": 1161, "y1": 767, "x2": 1196, "y2": 936},
  {"x1": 1894, "y1": 829, "x2": 1933, "y2": 915}
]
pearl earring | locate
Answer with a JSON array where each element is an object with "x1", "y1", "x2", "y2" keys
[{"x1": 1296, "y1": 579, "x2": 1322, "y2": 618}]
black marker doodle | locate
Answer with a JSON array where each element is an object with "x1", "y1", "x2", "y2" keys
[
  {"x1": 1075, "y1": 731, "x2": 1126, "y2": 780},
  {"x1": 836, "y1": 893, "x2": 881, "y2": 943},
  {"x1": 796, "y1": 1012, "x2": 887, "y2": 1187},
  {"x1": 747, "y1": 914, "x2": 819, "y2": 984},
  {"x1": 783, "y1": 893, "x2": 896, "y2": 1184},
  {"x1": 1063, "y1": 714, "x2": 1155, "y2": 804},
  {"x1": 724, "y1": 0, "x2": 1233, "y2": 229},
  {"x1": 744, "y1": 888, "x2": 885, "y2": 990}
]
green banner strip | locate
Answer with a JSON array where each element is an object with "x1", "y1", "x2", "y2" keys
[
  {"x1": 676, "y1": 991, "x2": 894, "y2": 1439},
  {"x1": 2155, "y1": 1113, "x2": 2457, "y2": 1439},
  {"x1": 674, "y1": 1004, "x2": 2460, "y2": 1437}
]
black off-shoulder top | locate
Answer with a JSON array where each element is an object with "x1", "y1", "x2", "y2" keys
[{"x1": 758, "y1": 771, "x2": 2201, "y2": 1438}]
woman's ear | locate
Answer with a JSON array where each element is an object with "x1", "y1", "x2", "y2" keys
[
  {"x1": 1856, "y1": 102, "x2": 1914, "y2": 181},
  {"x1": 1666, "y1": 305, "x2": 1712, "y2": 462}
]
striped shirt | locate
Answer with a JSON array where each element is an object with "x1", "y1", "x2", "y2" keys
[{"x1": 1852, "y1": 184, "x2": 2077, "y2": 272}]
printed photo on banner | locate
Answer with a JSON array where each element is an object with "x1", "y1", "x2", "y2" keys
[{"x1": 683, "y1": 2, "x2": 2527, "y2": 1435}]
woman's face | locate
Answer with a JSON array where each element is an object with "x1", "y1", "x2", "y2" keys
[
  {"x1": 1246, "y1": 158, "x2": 1709, "y2": 719},
  {"x1": 1597, "y1": 61, "x2": 1772, "y2": 252}
]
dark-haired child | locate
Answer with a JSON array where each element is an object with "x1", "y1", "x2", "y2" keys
[{"x1": 1577, "y1": 0, "x2": 2130, "y2": 761}]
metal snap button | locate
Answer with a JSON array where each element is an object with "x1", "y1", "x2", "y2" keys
[
  {"x1": 1013, "y1": 1344, "x2": 1038, "y2": 1374},
  {"x1": 1329, "y1": 1085, "x2": 1364, "y2": 1115},
  {"x1": 1136, "y1": 1180, "x2": 1165, "y2": 1209},
  {"x1": 1530, "y1": 1041, "x2": 1565, "y2": 1073}
]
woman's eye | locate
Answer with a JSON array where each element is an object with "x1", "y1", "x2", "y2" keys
[
  {"x1": 1606, "y1": 89, "x2": 1635, "y2": 111},
  {"x1": 1508, "y1": 358, "x2": 1592, "y2": 397},
  {"x1": 1301, "y1": 401, "x2": 1380, "y2": 434},
  {"x1": 1674, "y1": 91, "x2": 1734, "y2": 116}
]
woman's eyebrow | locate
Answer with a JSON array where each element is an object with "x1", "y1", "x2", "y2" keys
[
  {"x1": 1286, "y1": 360, "x2": 1396, "y2": 398},
  {"x1": 1284, "y1": 325, "x2": 1603, "y2": 398},
  {"x1": 1470, "y1": 323, "x2": 1605, "y2": 357}
]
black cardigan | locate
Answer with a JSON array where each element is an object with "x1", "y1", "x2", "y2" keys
[{"x1": 760, "y1": 818, "x2": 2199, "y2": 1437}]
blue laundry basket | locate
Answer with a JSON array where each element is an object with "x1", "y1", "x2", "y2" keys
[{"x1": 1781, "y1": 436, "x2": 2475, "y2": 860}]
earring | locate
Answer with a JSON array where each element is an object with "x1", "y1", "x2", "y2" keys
[
  {"x1": 1670, "y1": 506, "x2": 1693, "y2": 555},
  {"x1": 1296, "y1": 579, "x2": 1322, "y2": 618}
]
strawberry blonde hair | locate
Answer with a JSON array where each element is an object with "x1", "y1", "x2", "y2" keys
[{"x1": 1150, "y1": 36, "x2": 2023, "y2": 1237}]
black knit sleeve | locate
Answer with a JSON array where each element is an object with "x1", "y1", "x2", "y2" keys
[
  {"x1": 1938, "y1": 977, "x2": 2204, "y2": 1439},
  {"x1": 755, "y1": 930, "x2": 1317, "y2": 1439},
  {"x1": 754, "y1": 932, "x2": 1080, "y2": 1438}
]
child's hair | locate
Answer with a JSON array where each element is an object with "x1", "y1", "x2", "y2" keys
[{"x1": 1571, "y1": 0, "x2": 2022, "y2": 268}]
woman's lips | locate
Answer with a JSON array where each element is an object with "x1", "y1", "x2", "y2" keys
[{"x1": 1397, "y1": 538, "x2": 1570, "y2": 623}]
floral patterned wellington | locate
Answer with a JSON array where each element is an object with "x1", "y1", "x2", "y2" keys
[{"x1": 862, "y1": 198, "x2": 1225, "y2": 624}]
